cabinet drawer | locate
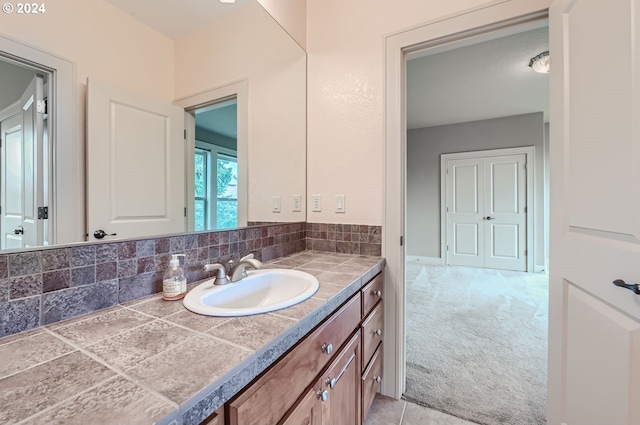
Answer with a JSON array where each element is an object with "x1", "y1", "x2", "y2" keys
[
  {"x1": 361, "y1": 273, "x2": 383, "y2": 318},
  {"x1": 361, "y1": 302, "x2": 383, "y2": 371},
  {"x1": 361, "y1": 343, "x2": 383, "y2": 422},
  {"x1": 227, "y1": 294, "x2": 361, "y2": 425}
]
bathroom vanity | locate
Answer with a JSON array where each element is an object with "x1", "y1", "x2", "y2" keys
[{"x1": 0, "y1": 251, "x2": 385, "y2": 425}]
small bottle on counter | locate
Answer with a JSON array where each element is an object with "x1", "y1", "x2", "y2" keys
[{"x1": 163, "y1": 254, "x2": 187, "y2": 300}]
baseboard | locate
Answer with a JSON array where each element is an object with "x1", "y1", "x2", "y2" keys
[{"x1": 406, "y1": 256, "x2": 443, "y2": 265}]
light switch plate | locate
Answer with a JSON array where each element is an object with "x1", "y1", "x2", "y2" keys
[
  {"x1": 292, "y1": 195, "x2": 302, "y2": 212},
  {"x1": 335, "y1": 195, "x2": 345, "y2": 213},
  {"x1": 312, "y1": 194, "x2": 322, "y2": 212},
  {"x1": 272, "y1": 196, "x2": 281, "y2": 213}
]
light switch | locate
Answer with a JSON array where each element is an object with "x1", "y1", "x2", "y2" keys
[
  {"x1": 292, "y1": 195, "x2": 302, "y2": 212},
  {"x1": 272, "y1": 196, "x2": 281, "y2": 213},
  {"x1": 335, "y1": 195, "x2": 345, "y2": 213}
]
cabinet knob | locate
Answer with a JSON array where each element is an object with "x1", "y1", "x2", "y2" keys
[
  {"x1": 372, "y1": 290, "x2": 382, "y2": 297},
  {"x1": 329, "y1": 377, "x2": 337, "y2": 389},
  {"x1": 374, "y1": 376, "x2": 381, "y2": 383},
  {"x1": 317, "y1": 389, "x2": 329, "y2": 402},
  {"x1": 321, "y1": 343, "x2": 333, "y2": 355},
  {"x1": 375, "y1": 329, "x2": 382, "y2": 336}
]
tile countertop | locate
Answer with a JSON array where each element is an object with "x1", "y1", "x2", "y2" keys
[{"x1": 0, "y1": 251, "x2": 385, "y2": 425}]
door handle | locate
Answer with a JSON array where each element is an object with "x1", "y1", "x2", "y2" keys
[
  {"x1": 14, "y1": 226, "x2": 24, "y2": 235},
  {"x1": 485, "y1": 216, "x2": 495, "y2": 220},
  {"x1": 612, "y1": 279, "x2": 640, "y2": 295},
  {"x1": 93, "y1": 229, "x2": 117, "y2": 239}
]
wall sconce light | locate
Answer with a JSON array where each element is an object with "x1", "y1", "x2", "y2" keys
[{"x1": 528, "y1": 51, "x2": 550, "y2": 73}]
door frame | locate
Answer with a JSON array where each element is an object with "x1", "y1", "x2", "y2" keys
[
  {"x1": 0, "y1": 34, "x2": 78, "y2": 246},
  {"x1": 382, "y1": 0, "x2": 551, "y2": 400},
  {"x1": 175, "y1": 80, "x2": 248, "y2": 230},
  {"x1": 441, "y1": 146, "x2": 535, "y2": 272}
]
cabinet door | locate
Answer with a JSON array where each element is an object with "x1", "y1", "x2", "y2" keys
[
  {"x1": 322, "y1": 331, "x2": 361, "y2": 425},
  {"x1": 280, "y1": 379, "x2": 323, "y2": 425}
]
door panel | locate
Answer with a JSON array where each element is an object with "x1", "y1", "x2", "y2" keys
[
  {"x1": 549, "y1": 0, "x2": 640, "y2": 422},
  {"x1": 447, "y1": 159, "x2": 484, "y2": 267},
  {"x1": 87, "y1": 79, "x2": 185, "y2": 241},
  {"x1": 484, "y1": 154, "x2": 526, "y2": 271}
]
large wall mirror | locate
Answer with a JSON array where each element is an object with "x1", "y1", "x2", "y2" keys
[{"x1": 0, "y1": 0, "x2": 306, "y2": 252}]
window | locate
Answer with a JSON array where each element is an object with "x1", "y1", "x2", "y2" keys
[{"x1": 194, "y1": 143, "x2": 238, "y2": 230}]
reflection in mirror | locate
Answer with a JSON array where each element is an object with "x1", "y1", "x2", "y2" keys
[
  {"x1": 193, "y1": 98, "x2": 239, "y2": 231},
  {"x1": 0, "y1": 0, "x2": 306, "y2": 252}
]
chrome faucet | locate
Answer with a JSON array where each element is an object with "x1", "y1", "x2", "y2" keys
[
  {"x1": 203, "y1": 254, "x2": 262, "y2": 285},
  {"x1": 203, "y1": 263, "x2": 230, "y2": 285},
  {"x1": 229, "y1": 253, "x2": 262, "y2": 282}
]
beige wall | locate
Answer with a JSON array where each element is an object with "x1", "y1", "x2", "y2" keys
[
  {"x1": 306, "y1": 0, "x2": 500, "y2": 225},
  {"x1": 0, "y1": 0, "x2": 174, "y2": 101},
  {"x1": 175, "y1": 2, "x2": 306, "y2": 222}
]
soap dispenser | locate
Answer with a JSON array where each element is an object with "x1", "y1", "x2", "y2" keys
[{"x1": 163, "y1": 254, "x2": 187, "y2": 300}]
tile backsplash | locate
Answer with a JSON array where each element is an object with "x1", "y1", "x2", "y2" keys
[
  {"x1": 0, "y1": 221, "x2": 383, "y2": 338},
  {"x1": 0, "y1": 223, "x2": 306, "y2": 338}
]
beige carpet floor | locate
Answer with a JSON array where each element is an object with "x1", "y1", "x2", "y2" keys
[{"x1": 403, "y1": 263, "x2": 548, "y2": 425}]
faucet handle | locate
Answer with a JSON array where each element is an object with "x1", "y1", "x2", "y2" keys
[{"x1": 239, "y1": 253, "x2": 255, "y2": 262}]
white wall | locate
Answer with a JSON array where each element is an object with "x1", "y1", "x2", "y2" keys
[
  {"x1": 175, "y1": 1, "x2": 306, "y2": 223},
  {"x1": 306, "y1": 0, "x2": 505, "y2": 225},
  {"x1": 257, "y1": 0, "x2": 306, "y2": 50},
  {"x1": 406, "y1": 113, "x2": 547, "y2": 269}
]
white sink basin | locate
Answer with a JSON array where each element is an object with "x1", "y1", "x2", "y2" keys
[{"x1": 183, "y1": 269, "x2": 319, "y2": 316}]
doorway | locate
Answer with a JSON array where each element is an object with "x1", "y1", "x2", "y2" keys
[{"x1": 402, "y1": 20, "x2": 549, "y2": 423}]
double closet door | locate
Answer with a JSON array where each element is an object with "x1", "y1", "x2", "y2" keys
[{"x1": 444, "y1": 149, "x2": 529, "y2": 272}]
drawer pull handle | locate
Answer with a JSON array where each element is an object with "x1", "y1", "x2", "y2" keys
[
  {"x1": 321, "y1": 343, "x2": 333, "y2": 355},
  {"x1": 317, "y1": 389, "x2": 329, "y2": 402},
  {"x1": 372, "y1": 290, "x2": 382, "y2": 297},
  {"x1": 375, "y1": 329, "x2": 382, "y2": 336},
  {"x1": 374, "y1": 376, "x2": 381, "y2": 383},
  {"x1": 327, "y1": 352, "x2": 356, "y2": 389}
]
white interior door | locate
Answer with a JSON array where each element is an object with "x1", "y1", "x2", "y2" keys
[
  {"x1": 484, "y1": 154, "x2": 527, "y2": 271},
  {"x1": 445, "y1": 151, "x2": 527, "y2": 271},
  {"x1": 1, "y1": 113, "x2": 23, "y2": 249},
  {"x1": 86, "y1": 79, "x2": 185, "y2": 241},
  {"x1": 20, "y1": 74, "x2": 45, "y2": 248},
  {"x1": 549, "y1": 0, "x2": 640, "y2": 423}
]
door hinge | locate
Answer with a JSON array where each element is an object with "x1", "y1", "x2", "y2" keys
[
  {"x1": 184, "y1": 129, "x2": 187, "y2": 140},
  {"x1": 37, "y1": 206, "x2": 48, "y2": 219},
  {"x1": 524, "y1": 162, "x2": 528, "y2": 170},
  {"x1": 184, "y1": 207, "x2": 187, "y2": 217},
  {"x1": 446, "y1": 245, "x2": 449, "y2": 251},
  {"x1": 400, "y1": 236, "x2": 404, "y2": 246},
  {"x1": 524, "y1": 206, "x2": 527, "y2": 213},
  {"x1": 524, "y1": 249, "x2": 528, "y2": 256},
  {"x1": 36, "y1": 100, "x2": 46, "y2": 114}
]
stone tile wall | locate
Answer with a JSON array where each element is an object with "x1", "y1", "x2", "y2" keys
[
  {"x1": 305, "y1": 223, "x2": 382, "y2": 256},
  {"x1": 0, "y1": 223, "x2": 306, "y2": 338}
]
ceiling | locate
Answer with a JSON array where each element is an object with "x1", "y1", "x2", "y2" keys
[
  {"x1": 0, "y1": 60, "x2": 37, "y2": 111},
  {"x1": 407, "y1": 25, "x2": 549, "y2": 129},
  {"x1": 104, "y1": 0, "x2": 253, "y2": 40},
  {"x1": 196, "y1": 101, "x2": 238, "y2": 139}
]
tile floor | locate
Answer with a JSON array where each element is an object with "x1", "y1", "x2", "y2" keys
[{"x1": 365, "y1": 394, "x2": 479, "y2": 425}]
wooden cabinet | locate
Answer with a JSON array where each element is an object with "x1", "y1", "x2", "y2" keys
[{"x1": 225, "y1": 272, "x2": 384, "y2": 425}]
